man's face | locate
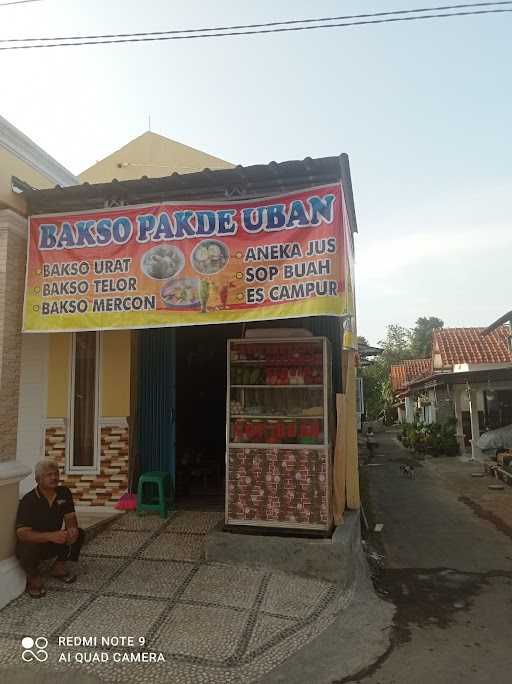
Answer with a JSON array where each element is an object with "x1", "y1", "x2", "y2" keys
[{"x1": 39, "y1": 469, "x2": 59, "y2": 489}]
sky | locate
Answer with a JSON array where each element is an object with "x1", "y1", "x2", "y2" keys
[{"x1": 1, "y1": 0, "x2": 511, "y2": 345}]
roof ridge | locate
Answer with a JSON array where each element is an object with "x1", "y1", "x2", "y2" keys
[
  {"x1": 437, "y1": 326, "x2": 485, "y2": 332},
  {"x1": 391, "y1": 358, "x2": 430, "y2": 367}
]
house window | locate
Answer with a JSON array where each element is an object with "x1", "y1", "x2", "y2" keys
[{"x1": 68, "y1": 332, "x2": 100, "y2": 471}]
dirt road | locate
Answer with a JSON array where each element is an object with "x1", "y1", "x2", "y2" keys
[{"x1": 345, "y1": 429, "x2": 512, "y2": 684}]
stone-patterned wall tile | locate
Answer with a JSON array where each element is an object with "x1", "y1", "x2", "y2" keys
[{"x1": 43, "y1": 423, "x2": 129, "y2": 506}]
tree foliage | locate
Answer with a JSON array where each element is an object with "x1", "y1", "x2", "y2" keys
[
  {"x1": 378, "y1": 324, "x2": 412, "y2": 365},
  {"x1": 360, "y1": 361, "x2": 388, "y2": 421},
  {"x1": 359, "y1": 316, "x2": 444, "y2": 421},
  {"x1": 409, "y1": 316, "x2": 444, "y2": 358}
]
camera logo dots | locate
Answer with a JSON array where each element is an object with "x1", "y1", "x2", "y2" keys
[{"x1": 21, "y1": 636, "x2": 48, "y2": 662}]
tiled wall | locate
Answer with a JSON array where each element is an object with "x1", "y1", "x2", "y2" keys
[
  {"x1": 227, "y1": 447, "x2": 329, "y2": 528},
  {"x1": 44, "y1": 423, "x2": 129, "y2": 505},
  {"x1": 45, "y1": 424, "x2": 66, "y2": 462},
  {"x1": 0, "y1": 212, "x2": 27, "y2": 462}
]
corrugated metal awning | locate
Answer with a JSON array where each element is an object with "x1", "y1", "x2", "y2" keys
[{"x1": 20, "y1": 153, "x2": 358, "y2": 235}]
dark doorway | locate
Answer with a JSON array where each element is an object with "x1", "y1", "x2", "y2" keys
[
  {"x1": 175, "y1": 323, "x2": 242, "y2": 509},
  {"x1": 485, "y1": 389, "x2": 512, "y2": 429},
  {"x1": 134, "y1": 317, "x2": 340, "y2": 509}
]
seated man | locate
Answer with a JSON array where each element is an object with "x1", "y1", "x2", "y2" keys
[{"x1": 16, "y1": 459, "x2": 84, "y2": 598}]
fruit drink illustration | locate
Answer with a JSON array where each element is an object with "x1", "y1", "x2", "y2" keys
[{"x1": 199, "y1": 280, "x2": 210, "y2": 313}]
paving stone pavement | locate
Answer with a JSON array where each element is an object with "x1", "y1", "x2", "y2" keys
[{"x1": 0, "y1": 510, "x2": 356, "y2": 683}]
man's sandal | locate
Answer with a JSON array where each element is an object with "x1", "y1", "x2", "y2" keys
[
  {"x1": 27, "y1": 585, "x2": 46, "y2": 598},
  {"x1": 50, "y1": 572, "x2": 77, "y2": 584}
]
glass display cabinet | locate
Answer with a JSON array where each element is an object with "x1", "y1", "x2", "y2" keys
[{"x1": 225, "y1": 337, "x2": 333, "y2": 533}]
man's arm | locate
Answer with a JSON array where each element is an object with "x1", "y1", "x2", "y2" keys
[
  {"x1": 64, "y1": 512, "x2": 78, "y2": 530},
  {"x1": 62, "y1": 488, "x2": 79, "y2": 543},
  {"x1": 64, "y1": 512, "x2": 79, "y2": 543},
  {"x1": 16, "y1": 527, "x2": 67, "y2": 544}
]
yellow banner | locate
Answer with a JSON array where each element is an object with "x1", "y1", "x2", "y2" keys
[{"x1": 23, "y1": 183, "x2": 353, "y2": 333}]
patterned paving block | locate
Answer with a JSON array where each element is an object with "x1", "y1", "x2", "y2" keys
[
  {"x1": 72, "y1": 655, "x2": 239, "y2": 684},
  {"x1": 246, "y1": 613, "x2": 296, "y2": 654},
  {"x1": 0, "y1": 639, "x2": 104, "y2": 681},
  {"x1": 0, "y1": 590, "x2": 92, "y2": 638},
  {"x1": 111, "y1": 512, "x2": 172, "y2": 532},
  {"x1": 0, "y1": 503, "x2": 354, "y2": 684},
  {"x1": 260, "y1": 573, "x2": 331, "y2": 619},
  {"x1": 83, "y1": 530, "x2": 151, "y2": 557},
  {"x1": 181, "y1": 563, "x2": 265, "y2": 609},
  {"x1": 166, "y1": 510, "x2": 224, "y2": 534},
  {"x1": 45, "y1": 556, "x2": 125, "y2": 592},
  {"x1": 0, "y1": 637, "x2": 27, "y2": 667},
  {"x1": 65, "y1": 595, "x2": 167, "y2": 641},
  {"x1": 239, "y1": 611, "x2": 341, "y2": 680},
  {"x1": 152, "y1": 604, "x2": 248, "y2": 661},
  {"x1": 104, "y1": 559, "x2": 194, "y2": 599},
  {"x1": 141, "y1": 533, "x2": 205, "y2": 562}
]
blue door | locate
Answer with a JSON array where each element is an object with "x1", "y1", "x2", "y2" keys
[{"x1": 137, "y1": 328, "x2": 176, "y2": 490}]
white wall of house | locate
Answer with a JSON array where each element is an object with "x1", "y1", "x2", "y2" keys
[
  {"x1": 459, "y1": 388, "x2": 485, "y2": 412},
  {"x1": 405, "y1": 396, "x2": 415, "y2": 423},
  {"x1": 16, "y1": 333, "x2": 49, "y2": 496},
  {"x1": 412, "y1": 388, "x2": 437, "y2": 424},
  {"x1": 453, "y1": 362, "x2": 512, "y2": 373},
  {"x1": 422, "y1": 404, "x2": 432, "y2": 424},
  {"x1": 430, "y1": 388, "x2": 438, "y2": 423},
  {"x1": 0, "y1": 115, "x2": 76, "y2": 609}
]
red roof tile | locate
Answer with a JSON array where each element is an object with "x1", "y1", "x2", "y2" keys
[
  {"x1": 432, "y1": 326, "x2": 512, "y2": 367},
  {"x1": 390, "y1": 359, "x2": 432, "y2": 392}
]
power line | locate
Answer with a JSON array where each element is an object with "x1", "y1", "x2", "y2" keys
[
  {"x1": 0, "y1": 1, "x2": 510, "y2": 43},
  {"x1": 0, "y1": 5, "x2": 510, "y2": 50},
  {"x1": 0, "y1": 0, "x2": 42, "y2": 7}
]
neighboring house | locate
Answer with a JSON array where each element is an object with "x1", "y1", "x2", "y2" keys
[
  {"x1": 357, "y1": 342, "x2": 383, "y2": 367},
  {"x1": 390, "y1": 327, "x2": 512, "y2": 456},
  {"x1": 0, "y1": 114, "x2": 78, "y2": 608},
  {"x1": 79, "y1": 131, "x2": 234, "y2": 183},
  {"x1": 16, "y1": 130, "x2": 235, "y2": 499},
  {"x1": 390, "y1": 358, "x2": 432, "y2": 423},
  {"x1": 1, "y1": 125, "x2": 232, "y2": 609}
]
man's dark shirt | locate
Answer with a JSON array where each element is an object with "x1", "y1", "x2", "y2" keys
[{"x1": 16, "y1": 486, "x2": 75, "y2": 533}]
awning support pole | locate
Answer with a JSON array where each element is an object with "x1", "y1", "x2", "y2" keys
[
  {"x1": 468, "y1": 385, "x2": 481, "y2": 461},
  {"x1": 453, "y1": 386, "x2": 466, "y2": 454}
]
